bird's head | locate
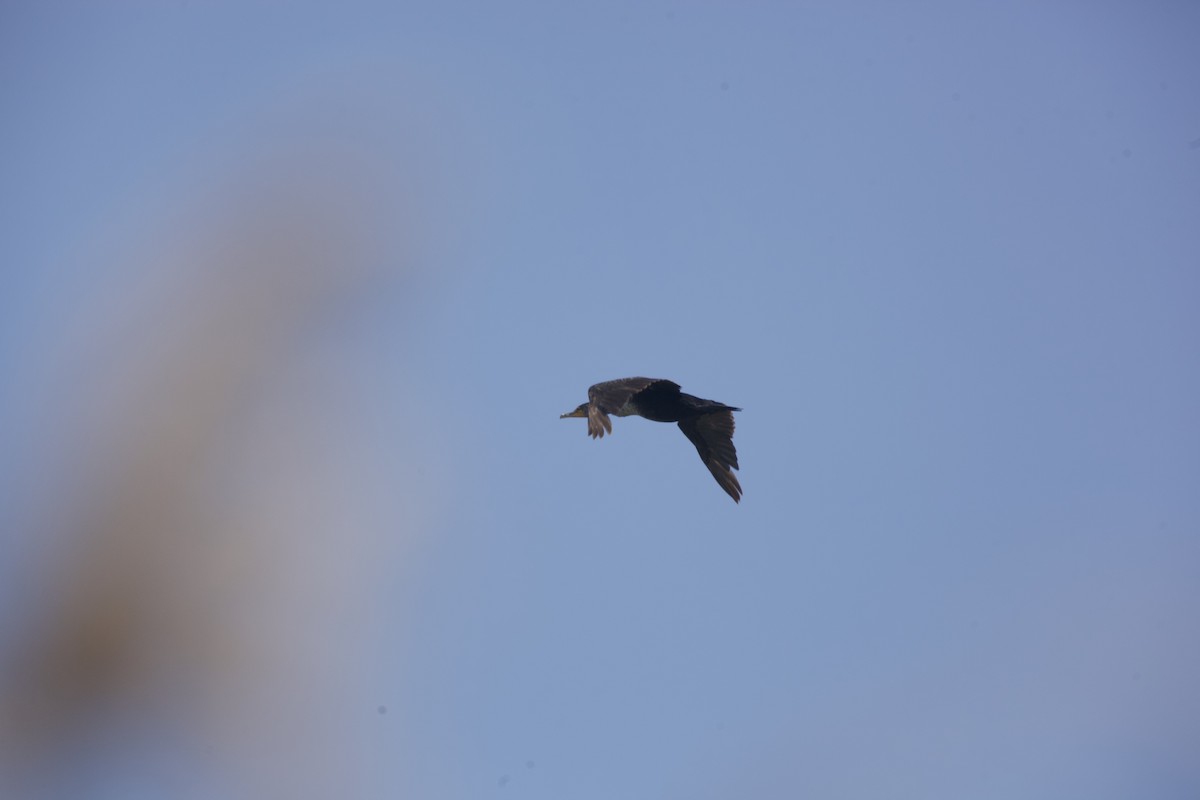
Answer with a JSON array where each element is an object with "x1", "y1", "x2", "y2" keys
[{"x1": 559, "y1": 403, "x2": 588, "y2": 419}]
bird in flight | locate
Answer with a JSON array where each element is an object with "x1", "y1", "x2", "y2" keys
[{"x1": 560, "y1": 377, "x2": 742, "y2": 502}]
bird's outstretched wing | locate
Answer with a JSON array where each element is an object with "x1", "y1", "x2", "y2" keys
[
  {"x1": 584, "y1": 377, "x2": 680, "y2": 438},
  {"x1": 677, "y1": 411, "x2": 742, "y2": 502}
]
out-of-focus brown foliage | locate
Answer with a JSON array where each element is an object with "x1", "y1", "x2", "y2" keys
[{"x1": 0, "y1": 103, "x2": 441, "y2": 798}]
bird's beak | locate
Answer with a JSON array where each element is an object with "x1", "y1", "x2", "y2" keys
[{"x1": 560, "y1": 407, "x2": 586, "y2": 419}]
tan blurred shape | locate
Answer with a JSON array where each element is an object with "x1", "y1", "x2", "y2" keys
[{"x1": 1, "y1": 93, "x2": 443, "y2": 798}]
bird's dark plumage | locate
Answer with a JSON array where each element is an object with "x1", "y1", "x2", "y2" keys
[{"x1": 561, "y1": 377, "x2": 742, "y2": 502}]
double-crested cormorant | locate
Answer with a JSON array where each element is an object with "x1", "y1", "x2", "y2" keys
[{"x1": 560, "y1": 377, "x2": 742, "y2": 502}]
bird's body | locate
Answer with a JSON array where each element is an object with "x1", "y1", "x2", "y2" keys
[{"x1": 560, "y1": 377, "x2": 743, "y2": 502}]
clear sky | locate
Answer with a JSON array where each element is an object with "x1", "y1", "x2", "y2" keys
[{"x1": 2, "y1": 3, "x2": 1198, "y2": 798}]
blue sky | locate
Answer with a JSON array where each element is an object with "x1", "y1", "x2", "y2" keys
[{"x1": 2, "y1": 3, "x2": 1198, "y2": 798}]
